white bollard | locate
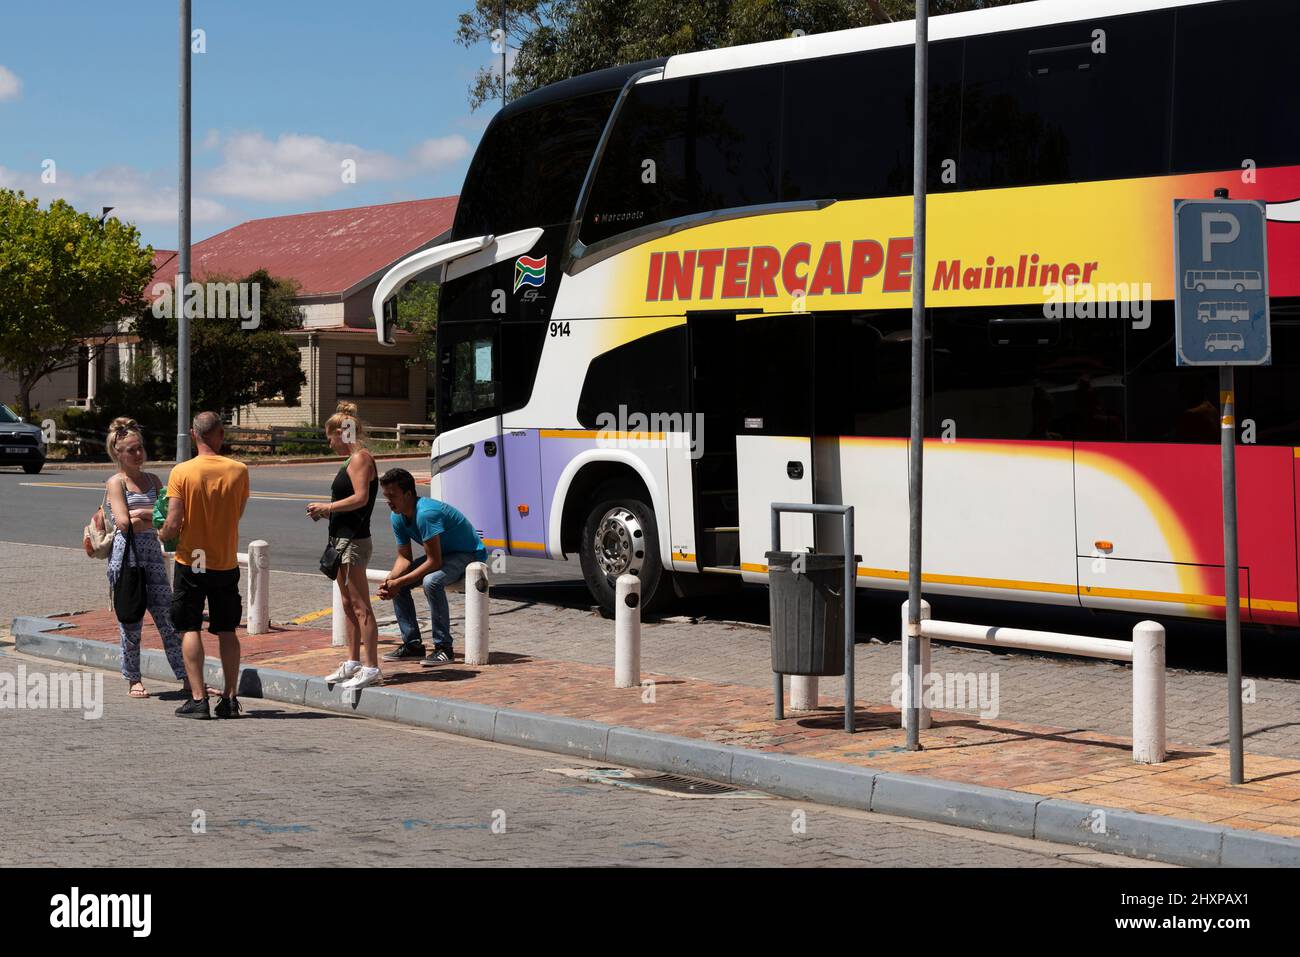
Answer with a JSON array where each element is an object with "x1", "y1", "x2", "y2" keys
[
  {"x1": 464, "y1": 562, "x2": 490, "y2": 665},
  {"x1": 615, "y1": 573, "x2": 641, "y2": 688},
  {"x1": 246, "y1": 540, "x2": 270, "y2": 636},
  {"x1": 1132, "y1": 620, "x2": 1166, "y2": 764},
  {"x1": 790, "y1": 676, "x2": 819, "y2": 711},
  {"x1": 901, "y1": 599, "x2": 932, "y2": 730},
  {"x1": 331, "y1": 577, "x2": 347, "y2": 647}
]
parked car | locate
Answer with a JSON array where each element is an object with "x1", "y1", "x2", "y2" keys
[{"x1": 0, "y1": 405, "x2": 47, "y2": 474}]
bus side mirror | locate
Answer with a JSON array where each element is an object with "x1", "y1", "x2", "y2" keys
[{"x1": 382, "y1": 298, "x2": 398, "y2": 345}]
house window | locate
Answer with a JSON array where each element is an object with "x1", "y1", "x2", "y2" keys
[{"x1": 337, "y1": 354, "x2": 408, "y2": 399}]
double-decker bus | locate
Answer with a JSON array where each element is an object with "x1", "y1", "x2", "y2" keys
[{"x1": 375, "y1": 0, "x2": 1300, "y2": 625}]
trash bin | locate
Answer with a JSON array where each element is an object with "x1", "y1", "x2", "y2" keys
[{"x1": 766, "y1": 550, "x2": 856, "y2": 676}]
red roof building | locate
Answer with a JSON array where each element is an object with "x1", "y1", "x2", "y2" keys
[
  {"x1": 157, "y1": 197, "x2": 456, "y2": 429},
  {"x1": 10, "y1": 197, "x2": 456, "y2": 429}
]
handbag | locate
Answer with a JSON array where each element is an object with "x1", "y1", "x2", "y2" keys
[
  {"x1": 113, "y1": 523, "x2": 148, "y2": 624},
  {"x1": 151, "y1": 478, "x2": 177, "y2": 553},
  {"x1": 83, "y1": 490, "x2": 114, "y2": 559},
  {"x1": 319, "y1": 540, "x2": 342, "y2": 580}
]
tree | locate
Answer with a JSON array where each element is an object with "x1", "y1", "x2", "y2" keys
[
  {"x1": 456, "y1": 0, "x2": 1023, "y2": 109},
  {"x1": 395, "y1": 279, "x2": 440, "y2": 367},
  {"x1": 0, "y1": 189, "x2": 155, "y2": 419},
  {"x1": 133, "y1": 269, "x2": 307, "y2": 418}
]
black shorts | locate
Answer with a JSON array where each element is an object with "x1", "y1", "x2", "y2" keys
[{"x1": 171, "y1": 563, "x2": 242, "y2": 634}]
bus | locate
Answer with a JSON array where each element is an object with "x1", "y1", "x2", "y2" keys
[
  {"x1": 1185, "y1": 269, "x2": 1265, "y2": 293},
  {"x1": 374, "y1": 0, "x2": 1300, "y2": 627},
  {"x1": 1197, "y1": 302, "x2": 1249, "y2": 324}
]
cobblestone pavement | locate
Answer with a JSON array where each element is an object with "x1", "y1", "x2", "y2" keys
[
  {"x1": 396, "y1": 589, "x2": 1300, "y2": 762},
  {"x1": 0, "y1": 651, "x2": 1157, "y2": 868},
  {"x1": 4, "y1": 540, "x2": 1298, "y2": 760}
]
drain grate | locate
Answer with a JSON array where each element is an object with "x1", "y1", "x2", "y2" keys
[
  {"x1": 547, "y1": 767, "x2": 769, "y2": 799},
  {"x1": 619, "y1": 773, "x2": 738, "y2": 795}
]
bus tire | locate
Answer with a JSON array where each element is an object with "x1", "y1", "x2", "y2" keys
[{"x1": 579, "y1": 490, "x2": 671, "y2": 617}]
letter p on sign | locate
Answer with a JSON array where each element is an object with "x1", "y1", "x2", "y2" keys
[{"x1": 1202, "y1": 212, "x2": 1241, "y2": 261}]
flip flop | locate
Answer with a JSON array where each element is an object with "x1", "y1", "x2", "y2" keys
[{"x1": 127, "y1": 682, "x2": 150, "y2": 698}]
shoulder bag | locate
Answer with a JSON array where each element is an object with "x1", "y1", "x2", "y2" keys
[{"x1": 113, "y1": 522, "x2": 149, "y2": 624}]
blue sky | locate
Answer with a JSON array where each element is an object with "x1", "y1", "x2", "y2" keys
[{"x1": 0, "y1": 0, "x2": 503, "y2": 249}]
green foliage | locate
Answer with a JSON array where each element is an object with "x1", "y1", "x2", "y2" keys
[
  {"x1": 60, "y1": 378, "x2": 179, "y2": 461},
  {"x1": 133, "y1": 269, "x2": 307, "y2": 418},
  {"x1": 0, "y1": 189, "x2": 155, "y2": 418},
  {"x1": 456, "y1": 0, "x2": 1023, "y2": 108},
  {"x1": 395, "y1": 279, "x2": 440, "y2": 366}
]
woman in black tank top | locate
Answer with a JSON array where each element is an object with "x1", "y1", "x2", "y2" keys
[{"x1": 307, "y1": 402, "x2": 381, "y2": 688}]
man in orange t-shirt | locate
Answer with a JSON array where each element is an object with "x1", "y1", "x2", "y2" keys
[{"x1": 160, "y1": 411, "x2": 249, "y2": 720}]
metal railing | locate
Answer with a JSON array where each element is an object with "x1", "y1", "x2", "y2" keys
[{"x1": 903, "y1": 599, "x2": 1167, "y2": 764}]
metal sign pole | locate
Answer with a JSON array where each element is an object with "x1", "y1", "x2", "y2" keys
[
  {"x1": 905, "y1": 0, "x2": 928, "y2": 751},
  {"x1": 1220, "y1": 364, "x2": 1244, "y2": 784},
  {"x1": 1174, "y1": 185, "x2": 1266, "y2": 786},
  {"x1": 176, "y1": 0, "x2": 192, "y2": 462}
]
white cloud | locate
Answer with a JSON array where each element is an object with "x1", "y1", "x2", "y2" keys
[
  {"x1": 0, "y1": 163, "x2": 229, "y2": 225},
  {"x1": 203, "y1": 132, "x2": 404, "y2": 202},
  {"x1": 412, "y1": 135, "x2": 472, "y2": 171},
  {"x1": 0, "y1": 65, "x2": 20, "y2": 101}
]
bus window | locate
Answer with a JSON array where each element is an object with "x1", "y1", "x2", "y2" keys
[
  {"x1": 1172, "y1": 0, "x2": 1300, "y2": 174},
  {"x1": 575, "y1": 324, "x2": 690, "y2": 430},
  {"x1": 782, "y1": 40, "x2": 962, "y2": 201},
  {"x1": 1125, "y1": 304, "x2": 1216, "y2": 444},
  {"x1": 961, "y1": 10, "x2": 1173, "y2": 190},
  {"x1": 735, "y1": 314, "x2": 813, "y2": 436},
  {"x1": 581, "y1": 65, "x2": 782, "y2": 247},
  {"x1": 1236, "y1": 311, "x2": 1300, "y2": 446},
  {"x1": 453, "y1": 90, "x2": 617, "y2": 239},
  {"x1": 439, "y1": 323, "x2": 500, "y2": 432},
  {"x1": 500, "y1": 321, "x2": 549, "y2": 414},
  {"x1": 932, "y1": 308, "x2": 1124, "y2": 441},
  {"x1": 813, "y1": 311, "x2": 923, "y2": 438}
]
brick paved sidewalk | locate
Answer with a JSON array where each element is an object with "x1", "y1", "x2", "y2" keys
[{"x1": 41, "y1": 607, "x2": 1300, "y2": 840}]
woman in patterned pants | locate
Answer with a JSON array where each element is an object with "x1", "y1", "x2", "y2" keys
[{"x1": 105, "y1": 418, "x2": 189, "y2": 698}]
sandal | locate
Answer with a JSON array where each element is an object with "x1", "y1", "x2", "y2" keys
[
  {"x1": 127, "y1": 680, "x2": 150, "y2": 699},
  {"x1": 180, "y1": 681, "x2": 220, "y2": 698}
]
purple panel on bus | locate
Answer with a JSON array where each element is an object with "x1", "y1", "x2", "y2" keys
[{"x1": 436, "y1": 435, "x2": 506, "y2": 551}]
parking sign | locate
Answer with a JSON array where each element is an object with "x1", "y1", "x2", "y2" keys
[{"x1": 1173, "y1": 199, "x2": 1271, "y2": 366}]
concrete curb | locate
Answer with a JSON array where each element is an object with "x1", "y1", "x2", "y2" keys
[{"x1": 12, "y1": 617, "x2": 1300, "y2": 868}]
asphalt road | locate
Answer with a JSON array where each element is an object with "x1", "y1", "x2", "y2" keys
[
  {"x1": 0, "y1": 648, "x2": 1152, "y2": 868},
  {"x1": 0, "y1": 456, "x2": 584, "y2": 584}
]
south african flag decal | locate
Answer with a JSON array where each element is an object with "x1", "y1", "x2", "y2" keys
[{"x1": 513, "y1": 255, "x2": 547, "y2": 293}]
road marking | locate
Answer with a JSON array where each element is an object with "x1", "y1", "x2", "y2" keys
[
  {"x1": 20, "y1": 482, "x2": 319, "y2": 502},
  {"x1": 291, "y1": 594, "x2": 382, "y2": 625}
]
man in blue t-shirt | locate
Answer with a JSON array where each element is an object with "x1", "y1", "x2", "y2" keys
[{"x1": 376, "y1": 467, "x2": 488, "y2": 666}]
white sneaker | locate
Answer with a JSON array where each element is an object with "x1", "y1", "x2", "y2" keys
[
  {"x1": 341, "y1": 666, "x2": 383, "y2": 690},
  {"x1": 326, "y1": 660, "x2": 361, "y2": 683}
]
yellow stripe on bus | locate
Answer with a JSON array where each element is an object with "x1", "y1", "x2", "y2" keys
[
  {"x1": 539, "y1": 430, "x2": 666, "y2": 440},
  {"x1": 735, "y1": 562, "x2": 1297, "y2": 612},
  {"x1": 481, "y1": 538, "x2": 547, "y2": 552}
]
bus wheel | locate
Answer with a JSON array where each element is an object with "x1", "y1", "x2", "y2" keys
[{"x1": 579, "y1": 491, "x2": 670, "y2": 617}]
